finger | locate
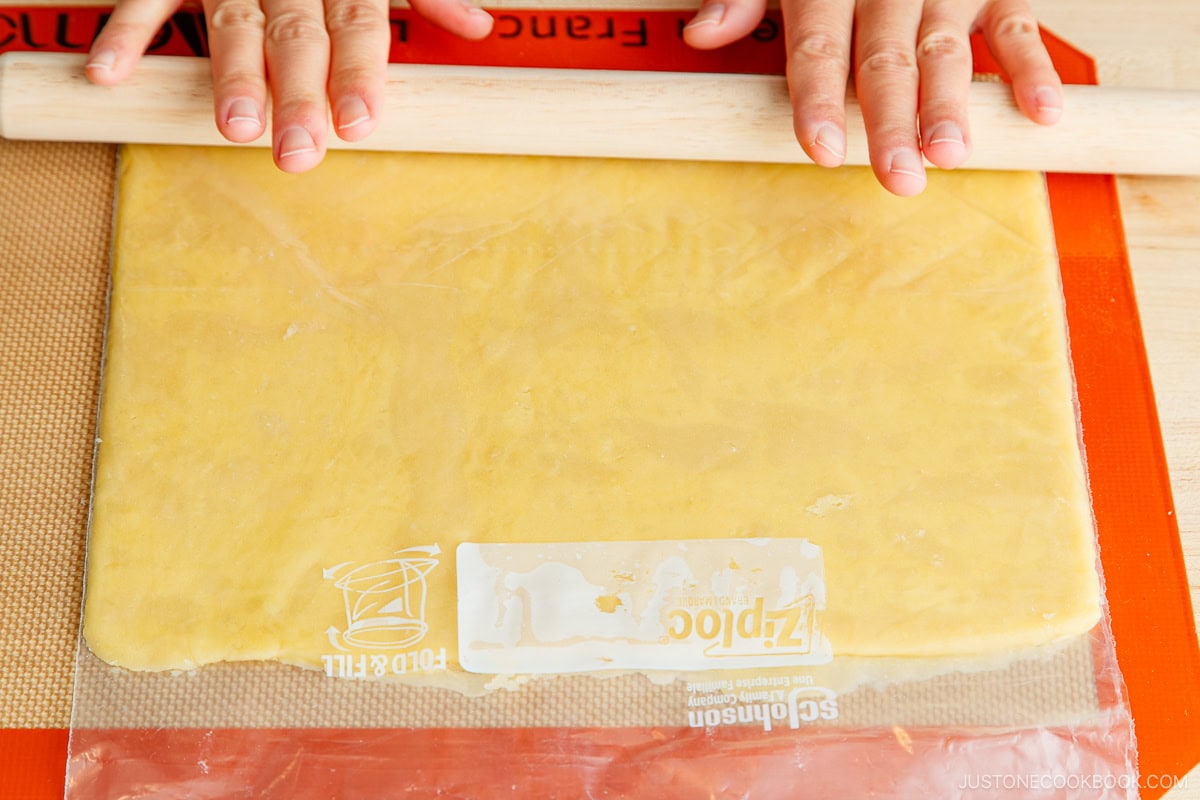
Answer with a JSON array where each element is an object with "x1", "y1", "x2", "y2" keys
[
  {"x1": 682, "y1": 0, "x2": 769, "y2": 51},
  {"x1": 204, "y1": 0, "x2": 268, "y2": 143},
  {"x1": 263, "y1": 0, "x2": 331, "y2": 172},
  {"x1": 915, "y1": 1, "x2": 975, "y2": 169},
  {"x1": 781, "y1": 0, "x2": 855, "y2": 168},
  {"x1": 854, "y1": 0, "x2": 926, "y2": 196},
  {"x1": 325, "y1": 0, "x2": 389, "y2": 141},
  {"x1": 977, "y1": 0, "x2": 1062, "y2": 124},
  {"x1": 85, "y1": 0, "x2": 184, "y2": 84},
  {"x1": 407, "y1": 0, "x2": 494, "y2": 41}
]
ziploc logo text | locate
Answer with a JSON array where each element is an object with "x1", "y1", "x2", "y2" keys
[
  {"x1": 666, "y1": 595, "x2": 817, "y2": 658},
  {"x1": 457, "y1": 538, "x2": 832, "y2": 674}
]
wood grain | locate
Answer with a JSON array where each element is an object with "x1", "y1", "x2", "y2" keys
[
  {"x1": 1035, "y1": 3, "x2": 1200, "y2": 798},
  {"x1": 4, "y1": 52, "x2": 1200, "y2": 176}
]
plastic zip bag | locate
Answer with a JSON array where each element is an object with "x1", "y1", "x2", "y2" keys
[{"x1": 65, "y1": 145, "x2": 1135, "y2": 798}]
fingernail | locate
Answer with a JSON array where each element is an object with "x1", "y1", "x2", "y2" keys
[
  {"x1": 814, "y1": 124, "x2": 846, "y2": 161},
  {"x1": 277, "y1": 126, "x2": 317, "y2": 159},
  {"x1": 225, "y1": 97, "x2": 261, "y2": 128},
  {"x1": 924, "y1": 121, "x2": 964, "y2": 148},
  {"x1": 686, "y1": 3, "x2": 725, "y2": 28},
  {"x1": 1035, "y1": 86, "x2": 1062, "y2": 118},
  {"x1": 85, "y1": 49, "x2": 116, "y2": 72},
  {"x1": 889, "y1": 150, "x2": 925, "y2": 179},
  {"x1": 335, "y1": 96, "x2": 371, "y2": 131}
]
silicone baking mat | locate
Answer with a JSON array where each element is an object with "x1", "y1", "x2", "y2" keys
[{"x1": 1, "y1": 6, "x2": 1198, "y2": 798}]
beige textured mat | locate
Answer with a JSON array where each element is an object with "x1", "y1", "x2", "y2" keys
[
  {"x1": 0, "y1": 139, "x2": 116, "y2": 727},
  {"x1": 70, "y1": 637, "x2": 1101, "y2": 729}
]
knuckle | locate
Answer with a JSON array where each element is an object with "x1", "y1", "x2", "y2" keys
[
  {"x1": 784, "y1": 69, "x2": 843, "y2": 115},
  {"x1": 213, "y1": 70, "x2": 263, "y2": 95},
  {"x1": 208, "y1": 2, "x2": 266, "y2": 34},
  {"x1": 791, "y1": 29, "x2": 847, "y2": 63},
  {"x1": 325, "y1": 0, "x2": 386, "y2": 34},
  {"x1": 273, "y1": 99, "x2": 327, "y2": 125},
  {"x1": 874, "y1": 125, "x2": 918, "y2": 149},
  {"x1": 264, "y1": 12, "x2": 330, "y2": 46},
  {"x1": 920, "y1": 102, "x2": 963, "y2": 126},
  {"x1": 917, "y1": 29, "x2": 969, "y2": 61},
  {"x1": 857, "y1": 42, "x2": 918, "y2": 77},
  {"x1": 795, "y1": 99, "x2": 843, "y2": 120},
  {"x1": 992, "y1": 10, "x2": 1039, "y2": 39},
  {"x1": 328, "y1": 64, "x2": 381, "y2": 93}
]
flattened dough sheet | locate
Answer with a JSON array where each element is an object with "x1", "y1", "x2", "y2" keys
[{"x1": 84, "y1": 146, "x2": 1100, "y2": 681}]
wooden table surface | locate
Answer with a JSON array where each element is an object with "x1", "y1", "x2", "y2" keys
[
  {"x1": 1038, "y1": 2, "x2": 1200, "y2": 796},
  {"x1": 6, "y1": 0, "x2": 1198, "y2": 796}
]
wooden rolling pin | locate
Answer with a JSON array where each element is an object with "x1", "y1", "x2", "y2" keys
[{"x1": 1, "y1": 50, "x2": 1198, "y2": 175}]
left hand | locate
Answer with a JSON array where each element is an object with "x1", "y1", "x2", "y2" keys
[{"x1": 85, "y1": 0, "x2": 493, "y2": 173}]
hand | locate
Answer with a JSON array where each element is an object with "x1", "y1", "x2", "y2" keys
[
  {"x1": 84, "y1": 0, "x2": 493, "y2": 173},
  {"x1": 684, "y1": 0, "x2": 1064, "y2": 196}
]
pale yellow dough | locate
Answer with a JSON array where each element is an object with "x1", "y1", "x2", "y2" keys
[{"x1": 84, "y1": 145, "x2": 1100, "y2": 678}]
